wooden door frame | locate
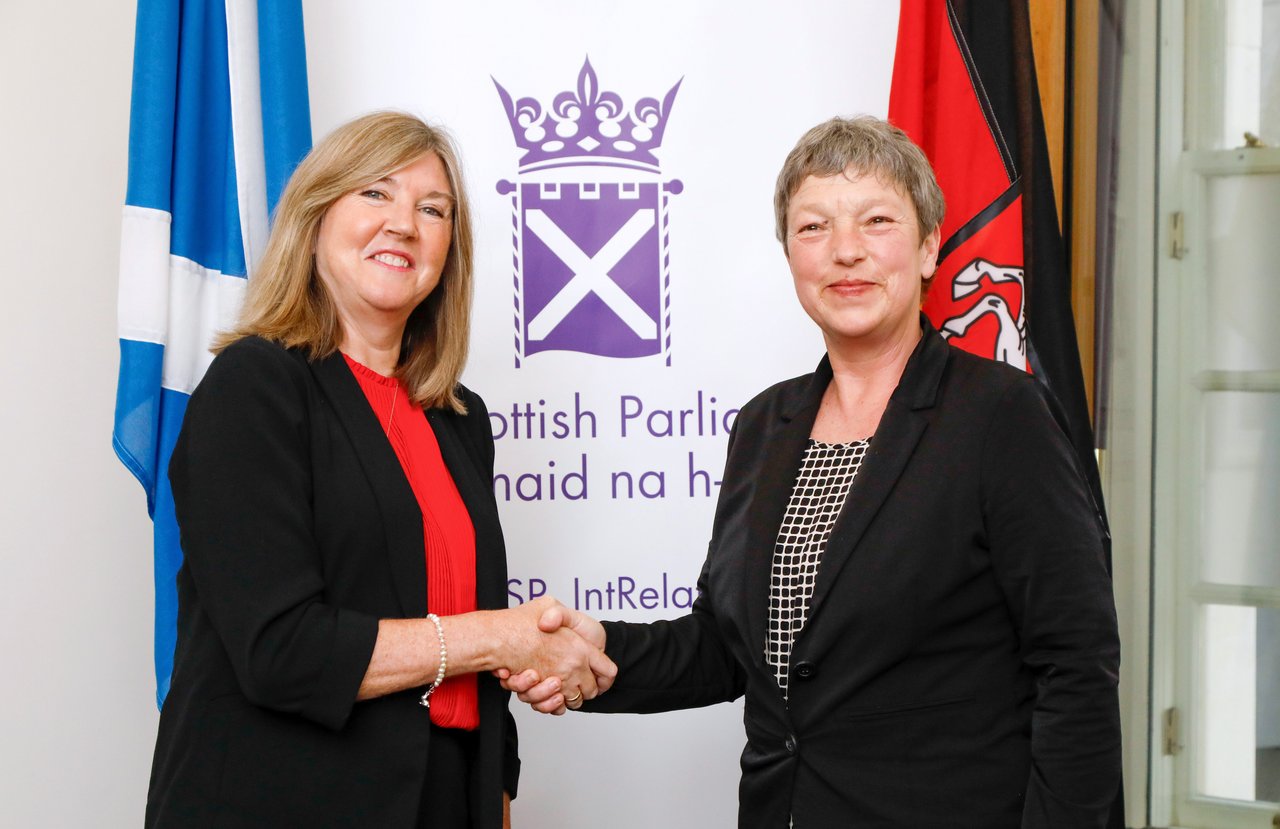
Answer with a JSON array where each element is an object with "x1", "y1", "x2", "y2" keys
[{"x1": 1031, "y1": 0, "x2": 1100, "y2": 420}]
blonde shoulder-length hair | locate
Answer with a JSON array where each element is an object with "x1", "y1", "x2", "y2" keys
[{"x1": 215, "y1": 110, "x2": 475, "y2": 413}]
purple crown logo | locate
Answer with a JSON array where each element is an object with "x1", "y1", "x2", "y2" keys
[{"x1": 493, "y1": 57, "x2": 682, "y2": 171}]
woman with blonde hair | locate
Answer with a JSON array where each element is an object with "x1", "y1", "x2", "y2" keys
[{"x1": 146, "y1": 111, "x2": 614, "y2": 828}]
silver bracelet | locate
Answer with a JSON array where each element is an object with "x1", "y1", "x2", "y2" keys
[{"x1": 418, "y1": 613, "x2": 447, "y2": 708}]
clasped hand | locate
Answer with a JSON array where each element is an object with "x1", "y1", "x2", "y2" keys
[{"x1": 492, "y1": 597, "x2": 612, "y2": 713}]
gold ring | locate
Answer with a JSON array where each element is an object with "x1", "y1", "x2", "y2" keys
[{"x1": 564, "y1": 690, "x2": 583, "y2": 704}]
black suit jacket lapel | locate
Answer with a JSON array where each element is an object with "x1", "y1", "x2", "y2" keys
[
  {"x1": 803, "y1": 320, "x2": 951, "y2": 628},
  {"x1": 426, "y1": 407, "x2": 507, "y2": 611},
  {"x1": 310, "y1": 353, "x2": 427, "y2": 618},
  {"x1": 742, "y1": 359, "x2": 829, "y2": 668}
]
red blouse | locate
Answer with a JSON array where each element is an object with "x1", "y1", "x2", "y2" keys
[{"x1": 344, "y1": 354, "x2": 479, "y2": 730}]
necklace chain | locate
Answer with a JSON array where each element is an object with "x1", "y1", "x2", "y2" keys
[{"x1": 385, "y1": 390, "x2": 397, "y2": 437}]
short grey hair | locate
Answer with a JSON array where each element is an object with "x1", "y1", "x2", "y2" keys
[{"x1": 773, "y1": 115, "x2": 946, "y2": 254}]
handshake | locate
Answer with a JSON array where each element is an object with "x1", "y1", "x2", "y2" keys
[{"x1": 489, "y1": 597, "x2": 613, "y2": 715}]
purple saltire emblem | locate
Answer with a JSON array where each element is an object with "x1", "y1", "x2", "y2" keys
[{"x1": 494, "y1": 58, "x2": 682, "y2": 365}]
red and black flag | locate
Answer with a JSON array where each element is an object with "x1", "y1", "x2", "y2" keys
[{"x1": 889, "y1": 0, "x2": 1106, "y2": 526}]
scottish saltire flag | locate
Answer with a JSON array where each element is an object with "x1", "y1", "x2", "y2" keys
[{"x1": 113, "y1": 0, "x2": 311, "y2": 707}]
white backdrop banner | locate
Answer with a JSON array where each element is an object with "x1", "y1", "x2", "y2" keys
[{"x1": 302, "y1": 2, "x2": 900, "y2": 824}]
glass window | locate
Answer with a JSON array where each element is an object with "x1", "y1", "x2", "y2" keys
[
  {"x1": 1189, "y1": 0, "x2": 1280, "y2": 148},
  {"x1": 1202, "y1": 173, "x2": 1280, "y2": 372},
  {"x1": 1199, "y1": 605, "x2": 1280, "y2": 802},
  {"x1": 1264, "y1": 1, "x2": 1280, "y2": 144},
  {"x1": 1199, "y1": 393, "x2": 1280, "y2": 588}
]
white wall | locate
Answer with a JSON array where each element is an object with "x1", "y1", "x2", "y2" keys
[{"x1": 0, "y1": 3, "x2": 159, "y2": 826}]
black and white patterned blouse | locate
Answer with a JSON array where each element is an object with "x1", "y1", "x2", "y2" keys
[{"x1": 765, "y1": 437, "x2": 871, "y2": 699}]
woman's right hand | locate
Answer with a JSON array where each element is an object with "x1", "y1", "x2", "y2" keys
[
  {"x1": 453, "y1": 597, "x2": 615, "y2": 703},
  {"x1": 495, "y1": 602, "x2": 609, "y2": 715},
  {"x1": 357, "y1": 597, "x2": 613, "y2": 704}
]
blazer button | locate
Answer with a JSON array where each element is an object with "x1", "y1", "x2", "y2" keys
[
  {"x1": 793, "y1": 661, "x2": 817, "y2": 680},
  {"x1": 784, "y1": 735, "x2": 797, "y2": 754}
]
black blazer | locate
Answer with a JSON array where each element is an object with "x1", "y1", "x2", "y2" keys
[
  {"x1": 589, "y1": 321, "x2": 1121, "y2": 828},
  {"x1": 146, "y1": 337, "x2": 518, "y2": 828}
]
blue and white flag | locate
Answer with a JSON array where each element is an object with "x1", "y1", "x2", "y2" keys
[{"x1": 113, "y1": 0, "x2": 311, "y2": 707}]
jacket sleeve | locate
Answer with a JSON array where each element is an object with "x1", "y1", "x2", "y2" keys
[
  {"x1": 584, "y1": 417, "x2": 748, "y2": 715},
  {"x1": 584, "y1": 552, "x2": 747, "y2": 715},
  {"x1": 980, "y1": 375, "x2": 1121, "y2": 828},
  {"x1": 169, "y1": 339, "x2": 379, "y2": 731}
]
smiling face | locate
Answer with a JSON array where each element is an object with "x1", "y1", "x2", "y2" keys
[
  {"x1": 785, "y1": 168, "x2": 941, "y2": 353},
  {"x1": 314, "y1": 151, "x2": 454, "y2": 344}
]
